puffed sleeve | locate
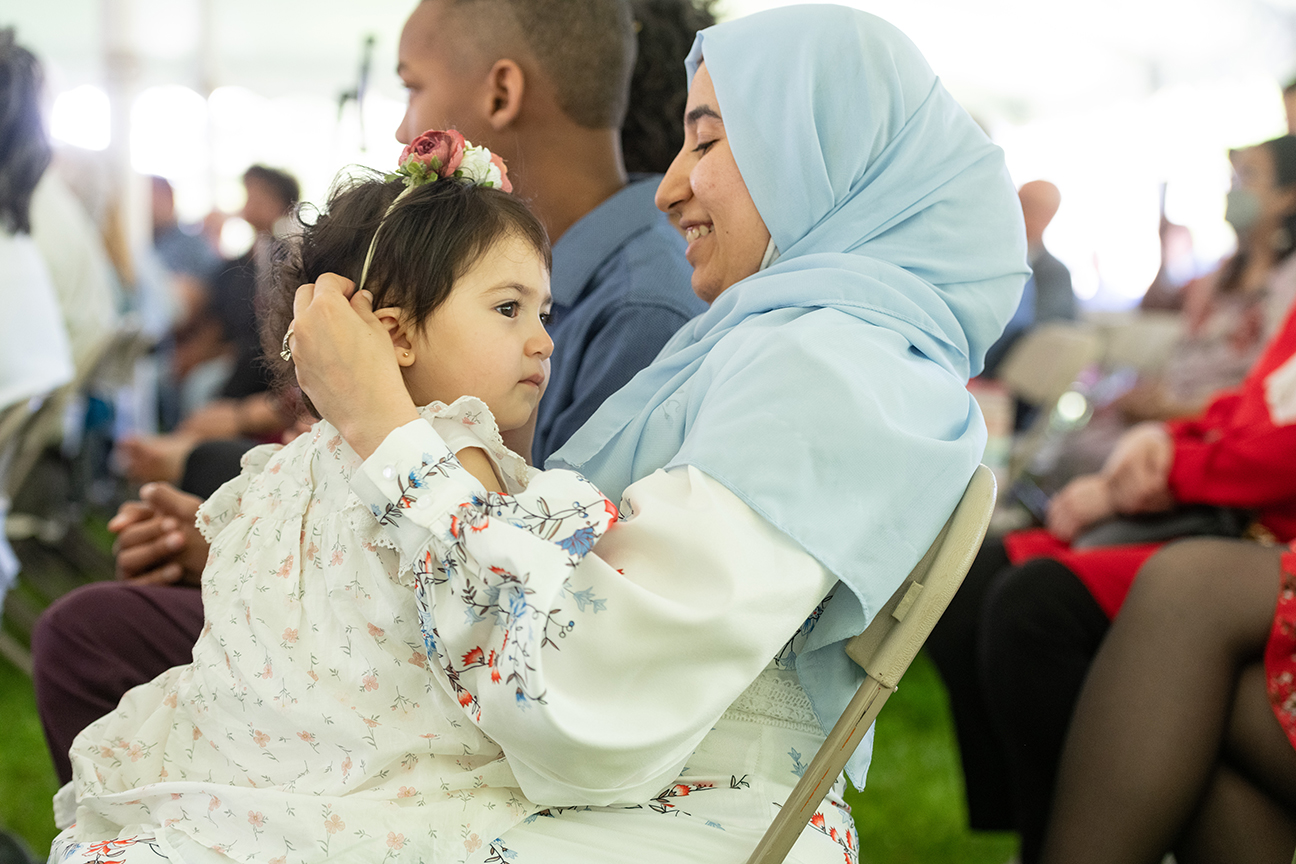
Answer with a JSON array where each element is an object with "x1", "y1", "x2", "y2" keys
[
  {"x1": 351, "y1": 419, "x2": 838, "y2": 806},
  {"x1": 193, "y1": 443, "x2": 281, "y2": 545}
]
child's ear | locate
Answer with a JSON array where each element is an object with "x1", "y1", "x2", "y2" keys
[{"x1": 373, "y1": 306, "x2": 416, "y2": 368}]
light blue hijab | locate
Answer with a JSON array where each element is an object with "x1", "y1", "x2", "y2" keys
[{"x1": 551, "y1": 4, "x2": 1027, "y2": 783}]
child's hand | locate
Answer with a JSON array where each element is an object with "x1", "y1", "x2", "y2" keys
[
  {"x1": 108, "y1": 483, "x2": 208, "y2": 586},
  {"x1": 290, "y1": 274, "x2": 420, "y2": 459}
]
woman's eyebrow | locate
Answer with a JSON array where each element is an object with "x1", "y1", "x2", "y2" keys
[{"x1": 685, "y1": 104, "x2": 722, "y2": 127}]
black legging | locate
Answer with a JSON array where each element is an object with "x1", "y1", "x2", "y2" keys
[{"x1": 924, "y1": 538, "x2": 1108, "y2": 863}]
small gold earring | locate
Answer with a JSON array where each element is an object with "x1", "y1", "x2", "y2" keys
[{"x1": 403, "y1": 351, "x2": 410, "y2": 358}]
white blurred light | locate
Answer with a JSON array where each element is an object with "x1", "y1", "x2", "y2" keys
[
  {"x1": 50, "y1": 86, "x2": 111, "y2": 151},
  {"x1": 1056, "y1": 390, "x2": 1090, "y2": 423},
  {"x1": 219, "y1": 217, "x2": 255, "y2": 259},
  {"x1": 131, "y1": 85, "x2": 208, "y2": 178}
]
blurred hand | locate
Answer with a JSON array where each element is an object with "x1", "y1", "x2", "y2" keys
[
  {"x1": 1046, "y1": 474, "x2": 1116, "y2": 543},
  {"x1": 289, "y1": 274, "x2": 419, "y2": 459},
  {"x1": 1104, "y1": 422, "x2": 1175, "y2": 514},
  {"x1": 108, "y1": 483, "x2": 209, "y2": 586},
  {"x1": 114, "y1": 434, "x2": 198, "y2": 485},
  {"x1": 178, "y1": 399, "x2": 242, "y2": 438}
]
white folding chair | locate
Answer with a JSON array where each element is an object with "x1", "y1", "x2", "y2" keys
[{"x1": 746, "y1": 464, "x2": 997, "y2": 864}]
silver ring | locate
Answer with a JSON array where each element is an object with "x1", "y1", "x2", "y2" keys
[{"x1": 280, "y1": 326, "x2": 294, "y2": 362}]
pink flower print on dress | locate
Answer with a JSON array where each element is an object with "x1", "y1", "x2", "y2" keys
[
  {"x1": 208, "y1": 796, "x2": 221, "y2": 812},
  {"x1": 248, "y1": 811, "x2": 266, "y2": 828},
  {"x1": 252, "y1": 730, "x2": 270, "y2": 748},
  {"x1": 298, "y1": 731, "x2": 315, "y2": 743},
  {"x1": 330, "y1": 549, "x2": 345, "y2": 567},
  {"x1": 282, "y1": 627, "x2": 298, "y2": 644},
  {"x1": 126, "y1": 742, "x2": 142, "y2": 762},
  {"x1": 305, "y1": 541, "x2": 318, "y2": 561},
  {"x1": 464, "y1": 834, "x2": 482, "y2": 853},
  {"x1": 362, "y1": 672, "x2": 379, "y2": 691},
  {"x1": 341, "y1": 756, "x2": 352, "y2": 778},
  {"x1": 398, "y1": 786, "x2": 416, "y2": 798},
  {"x1": 367, "y1": 622, "x2": 385, "y2": 638},
  {"x1": 275, "y1": 554, "x2": 294, "y2": 578},
  {"x1": 387, "y1": 832, "x2": 406, "y2": 850},
  {"x1": 407, "y1": 649, "x2": 427, "y2": 669},
  {"x1": 323, "y1": 814, "x2": 345, "y2": 834}
]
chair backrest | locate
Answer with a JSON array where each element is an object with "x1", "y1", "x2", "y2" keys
[
  {"x1": 746, "y1": 464, "x2": 997, "y2": 864},
  {"x1": 997, "y1": 322, "x2": 1102, "y2": 408}
]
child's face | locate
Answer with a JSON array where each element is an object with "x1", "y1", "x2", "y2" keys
[{"x1": 403, "y1": 234, "x2": 553, "y2": 430}]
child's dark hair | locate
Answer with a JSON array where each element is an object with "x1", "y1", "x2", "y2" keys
[{"x1": 263, "y1": 169, "x2": 551, "y2": 411}]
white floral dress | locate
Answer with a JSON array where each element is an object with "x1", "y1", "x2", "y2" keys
[
  {"x1": 52, "y1": 401, "x2": 861, "y2": 864},
  {"x1": 52, "y1": 399, "x2": 568, "y2": 864}
]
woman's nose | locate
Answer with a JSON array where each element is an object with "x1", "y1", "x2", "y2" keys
[{"x1": 655, "y1": 148, "x2": 691, "y2": 215}]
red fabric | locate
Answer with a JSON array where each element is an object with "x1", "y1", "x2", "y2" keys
[
  {"x1": 1005, "y1": 304, "x2": 1296, "y2": 619},
  {"x1": 1265, "y1": 546, "x2": 1296, "y2": 752}
]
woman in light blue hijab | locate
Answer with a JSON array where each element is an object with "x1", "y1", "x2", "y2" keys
[{"x1": 288, "y1": 4, "x2": 1027, "y2": 860}]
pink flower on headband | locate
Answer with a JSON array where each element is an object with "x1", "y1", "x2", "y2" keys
[
  {"x1": 488, "y1": 150, "x2": 512, "y2": 193},
  {"x1": 399, "y1": 129, "x2": 465, "y2": 180}
]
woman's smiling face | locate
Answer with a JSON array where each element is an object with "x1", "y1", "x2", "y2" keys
[{"x1": 654, "y1": 62, "x2": 771, "y2": 305}]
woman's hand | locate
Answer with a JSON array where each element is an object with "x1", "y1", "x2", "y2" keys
[
  {"x1": 290, "y1": 274, "x2": 420, "y2": 459},
  {"x1": 1103, "y1": 422, "x2": 1175, "y2": 514},
  {"x1": 108, "y1": 483, "x2": 209, "y2": 586},
  {"x1": 1047, "y1": 474, "x2": 1116, "y2": 542}
]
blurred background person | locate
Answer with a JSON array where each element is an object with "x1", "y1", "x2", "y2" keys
[
  {"x1": 983, "y1": 179, "x2": 1075, "y2": 378},
  {"x1": 621, "y1": 0, "x2": 717, "y2": 174},
  {"x1": 0, "y1": 28, "x2": 76, "y2": 611},
  {"x1": 114, "y1": 164, "x2": 298, "y2": 485}
]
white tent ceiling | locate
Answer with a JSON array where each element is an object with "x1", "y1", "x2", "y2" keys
[
  {"x1": 6, "y1": 0, "x2": 1296, "y2": 305},
  {"x1": 9, "y1": 0, "x2": 1296, "y2": 126}
]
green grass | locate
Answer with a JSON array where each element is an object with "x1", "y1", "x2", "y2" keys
[
  {"x1": 0, "y1": 656, "x2": 60, "y2": 856},
  {"x1": 848, "y1": 651, "x2": 1017, "y2": 863},
  {"x1": 0, "y1": 647, "x2": 1015, "y2": 861}
]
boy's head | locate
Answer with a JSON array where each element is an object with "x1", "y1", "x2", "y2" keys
[
  {"x1": 268, "y1": 172, "x2": 553, "y2": 429},
  {"x1": 396, "y1": 0, "x2": 635, "y2": 147}
]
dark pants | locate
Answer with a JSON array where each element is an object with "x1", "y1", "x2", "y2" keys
[
  {"x1": 32, "y1": 581, "x2": 204, "y2": 783},
  {"x1": 31, "y1": 440, "x2": 252, "y2": 783},
  {"x1": 925, "y1": 538, "x2": 1109, "y2": 864}
]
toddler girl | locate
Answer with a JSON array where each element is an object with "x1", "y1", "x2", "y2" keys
[{"x1": 52, "y1": 132, "x2": 618, "y2": 864}]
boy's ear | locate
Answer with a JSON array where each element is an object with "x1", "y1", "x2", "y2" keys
[
  {"x1": 483, "y1": 58, "x2": 525, "y2": 131},
  {"x1": 373, "y1": 306, "x2": 416, "y2": 368}
]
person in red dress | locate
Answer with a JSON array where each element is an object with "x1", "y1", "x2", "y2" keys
[{"x1": 927, "y1": 174, "x2": 1296, "y2": 861}]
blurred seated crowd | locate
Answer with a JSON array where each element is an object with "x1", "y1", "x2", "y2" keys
[{"x1": 4, "y1": 3, "x2": 1296, "y2": 863}]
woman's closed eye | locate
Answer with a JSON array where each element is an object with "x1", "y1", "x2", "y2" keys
[{"x1": 693, "y1": 139, "x2": 717, "y2": 154}]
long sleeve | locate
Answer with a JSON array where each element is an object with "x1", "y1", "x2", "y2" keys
[
  {"x1": 1167, "y1": 391, "x2": 1296, "y2": 509},
  {"x1": 352, "y1": 418, "x2": 838, "y2": 806}
]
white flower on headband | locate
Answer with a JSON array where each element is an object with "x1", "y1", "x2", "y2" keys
[
  {"x1": 457, "y1": 144, "x2": 508, "y2": 190},
  {"x1": 387, "y1": 129, "x2": 512, "y2": 193}
]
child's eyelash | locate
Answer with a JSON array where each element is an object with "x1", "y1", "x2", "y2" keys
[
  {"x1": 540, "y1": 311, "x2": 553, "y2": 326},
  {"x1": 495, "y1": 302, "x2": 518, "y2": 317}
]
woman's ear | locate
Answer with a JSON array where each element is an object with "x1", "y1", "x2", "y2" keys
[
  {"x1": 483, "y1": 58, "x2": 525, "y2": 131},
  {"x1": 373, "y1": 306, "x2": 417, "y2": 368}
]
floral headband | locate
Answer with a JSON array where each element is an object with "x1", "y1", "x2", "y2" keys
[
  {"x1": 281, "y1": 130, "x2": 512, "y2": 364},
  {"x1": 356, "y1": 129, "x2": 513, "y2": 293}
]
